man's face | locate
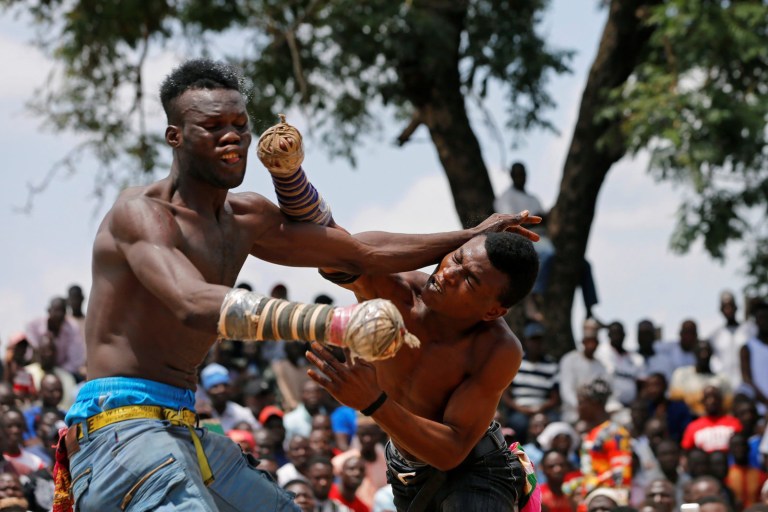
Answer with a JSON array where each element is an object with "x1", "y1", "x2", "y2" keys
[
  {"x1": 0, "y1": 473, "x2": 25, "y2": 499},
  {"x1": 2, "y1": 410, "x2": 25, "y2": 449},
  {"x1": 655, "y1": 441, "x2": 680, "y2": 474},
  {"x1": 357, "y1": 423, "x2": 383, "y2": 453},
  {"x1": 302, "y1": 381, "x2": 323, "y2": 410},
  {"x1": 48, "y1": 299, "x2": 67, "y2": 327},
  {"x1": 285, "y1": 481, "x2": 316, "y2": 512},
  {"x1": 679, "y1": 320, "x2": 698, "y2": 351},
  {"x1": 38, "y1": 337, "x2": 57, "y2": 369},
  {"x1": 308, "y1": 462, "x2": 334, "y2": 500},
  {"x1": 608, "y1": 323, "x2": 625, "y2": 349},
  {"x1": 423, "y1": 237, "x2": 507, "y2": 321},
  {"x1": 646, "y1": 480, "x2": 675, "y2": 512},
  {"x1": 67, "y1": 288, "x2": 84, "y2": 312},
  {"x1": 541, "y1": 452, "x2": 567, "y2": 484},
  {"x1": 721, "y1": 300, "x2": 736, "y2": 321},
  {"x1": 311, "y1": 415, "x2": 333, "y2": 436},
  {"x1": 40, "y1": 375, "x2": 63, "y2": 407},
  {"x1": 287, "y1": 436, "x2": 311, "y2": 469},
  {"x1": 756, "y1": 309, "x2": 768, "y2": 336},
  {"x1": 641, "y1": 375, "x2": 666, "y2": 402},
  {"x1": 341, "y1": 456, "x2": 365, "y2": 490},
  {"x1": 170, "y1": 88, "x2": 251, "y2": 190},
  {"x1": 206, "y1": 383, "x2": 230, "y2": 409},
  {"x1": 308, "y1": 430, "x2": 332, "y2": 457},
  {"x1": 702, "y1": 387, "x2": 723, "y2": 416},
  {"x1": 582, "y1": 337, "x2": 598, "y2": 359},
  {"x1": 637, "y1": 322, "x2": 656, "y2": 352},
  {"x1": 689, "y1": 480, "x2": 720, "y2": 502},
  {"x1": 587, "y1": 496, "x2": 617, "y2": 512}
]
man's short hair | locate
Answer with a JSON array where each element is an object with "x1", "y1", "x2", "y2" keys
[
  {"x1": 160, "y1": 58, "x2": 244, "y2": 121},
  {"x1": 484, "y1": 232, "x2": 539, "y2": 307}
]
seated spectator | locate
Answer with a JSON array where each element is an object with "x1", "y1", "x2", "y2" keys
[
  {"x1": 284, "y1": 380, "x2": 329, "y2": 440},
  {"x1": 332, "y1": 418, "x2": 387, "y2": 508},
  {"x1": 284, "y1": 479, "x2": 317, "y2": 512},
  {"x1": 522, "y1": 412, "x2": 550, "y2": 483},
  {"x1": 639, "y1": 373, "x2": 693, "y2": 443},
  {"x1": 681, "y1": 386, "x2": 742, "y2": 453},
  {"x1": 727, "y1": 432, "x2": 767, "y2": 508},
  {"x1": 568, "y1": 379, "x2": 632, "y2": 501},
  {"x1": 256, "y1": 455, "x2": 279, "y2": 482},
  {"x1": 688, "y1": 476, "x2": 735, "y2": 510},
  {"x1": 538, "y1": 421, "x2": 580, "y2": 477},
  {"x1": 258, "y1": 406, "x2": 288, "y2": 466},
  {"x1": 654, "y1": 439, "x2": 689, "y2": 504},
  {"x1": 23, "y1": 374, "x2": 65, "y2": 442},
  {"x1": 0, "y1": 472, "x2": 29, "y2": 512},
  {"x1": 584, "y1": 488, "x2": 626, "y2": 512},
  {"x1": 307, "y1": 456, "x2": 352, "y2": 512},
  {"x1": 559, "y1": 320, "x2": 608, "y2": 423},
  {"x1": 708, "y1": 291, "x2": 751, "y2": 390},
  {"x1": 200, "y1": 363, "x2": 260, "y2": 432},
  {"x1": 644, "y1": 478, "x2": 676, "y2": 512},
  {"x1": 731, "y1": 399, "x2": 763, "y2": 469},
  {"x1": 3, "y1": 334, "x2": 35, "y2": 404},
  {"x1": 329, "y1": 455, "x2": 369, "y2": 512},
  {"x1": 669, "y1": 340, "x2": 732, "y2": 417},
  {"x1": 25, "y1": 297, "x2": 85, "y2": 377},
  {"x1": 1, "y1": 407, "x2": 45, "y2": 476},
  {"x1": 741, "y1": 301, "x2": 768, "y2": 412},
  {"x1": 23, "y1": 334, "x2": 77, "y2": 410},
  {"x1": 502, "y1": 322, "x2": 560, "y2": 441},
  {"x1": 698, "y1": 495, "x2": 732, "y2": 512},
  {"x1": 539, "y1": 450, "x2": 576, "y2": 512},
  {"x1": 227, "y1": 429, "x2": 257, "y2": 456},
  {"x1": 277, "y1": 435, "x2": 312, "y2": 486},
  {"x1": 597, "y1": 321, "x2": 643, "y2": 408}
]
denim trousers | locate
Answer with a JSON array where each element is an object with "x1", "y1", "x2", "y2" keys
[
  {"x1": 65, "y1": 378, "x2": 298, "y2": 511},
  {"x1": 69, "y1": 418, "x2": 299, "y2": 511},
  {"x1": 385, "y1": 427, "x2": 524, "y2": 512}
]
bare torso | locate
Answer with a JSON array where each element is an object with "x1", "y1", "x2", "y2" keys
[
  {"x1": 86, "y1": 179, "x2": 272, "y2": 388},
  {"x1": 372, "y1": 272, "x2": 520, "y2": 462}
]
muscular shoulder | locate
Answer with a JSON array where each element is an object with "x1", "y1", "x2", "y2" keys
[
  {"x1": 226, "y1": 191, "x2": 275, "y2": 215},
  {"x1": 108, "y1": 185, "x2": 180, "y2": 246},
  {"x1": 471, "y1": 320, "x2": 523, "y2": 389}
]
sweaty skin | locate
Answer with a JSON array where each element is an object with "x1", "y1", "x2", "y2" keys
[
  {"x1": 85, "y1": 87, "x2": 537, "y2": 390},
  {"x1": 308, "y1": 235, "x2": 526, "y2": 471}
]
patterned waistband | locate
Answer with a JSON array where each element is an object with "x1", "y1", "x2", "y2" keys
[{"x1": 65, "y1": 377, "x2": 196, "y2": 426}]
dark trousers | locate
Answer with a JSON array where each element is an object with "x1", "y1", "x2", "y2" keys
[{"x1": 385, "y1": 424, "x2": 524, "y2": 512}]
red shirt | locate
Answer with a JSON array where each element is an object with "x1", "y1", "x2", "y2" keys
[
  {"x1": 329, "y1": 484, "x2": 369, "y2": 512},
  {"x1": 540, "y1": 483, "x2": 574, "y2": 512},
  {"x1": 681, "y1": 415, "x2": 742, "y2": 452}
]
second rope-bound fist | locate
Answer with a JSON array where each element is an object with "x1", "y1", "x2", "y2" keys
[{"x1": 327, "y1": 299, "x2": 421, "y2": 361}]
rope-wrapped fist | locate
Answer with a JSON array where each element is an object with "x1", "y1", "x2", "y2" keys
[{"x1": 257, "y1": 114, "x2": 304, "y2": 177}]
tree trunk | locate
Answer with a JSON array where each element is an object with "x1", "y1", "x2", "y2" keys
[
  {"x1": 397, "y1": 0, "x2": 496, "y2": 228},
  {"x1": 544, "y1": 0, "x2": 659, "y2": 357}
]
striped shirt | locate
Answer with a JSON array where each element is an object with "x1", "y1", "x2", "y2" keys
[{"x1": 509, "y1": 357, "x2": 559, "y2": 408}]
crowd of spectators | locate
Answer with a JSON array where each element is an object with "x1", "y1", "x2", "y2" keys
[{"x1": 1, "y1": 280, "x2": 768, "y2": 512}]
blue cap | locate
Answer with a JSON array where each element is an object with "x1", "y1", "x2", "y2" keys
[
  {"x1": 201, "y1": 363, "x2": 231, "y2": 390},
  {"x1": 524, "y1": 322, "x2": 546, "y2": 339}
]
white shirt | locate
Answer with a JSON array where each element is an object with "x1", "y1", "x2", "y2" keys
[
  {"x1": 708, "y1": 323, "x2": 751, "y2": 388},
  {"x1": 596, "y1": 345, "x2": 643, "y2": 406},
  {"x1": 559, "y1": 349, "x2": 608, "y2": 422},
  {"x1": 211, "y1": 401, "x2": 260, "y2": 433}
]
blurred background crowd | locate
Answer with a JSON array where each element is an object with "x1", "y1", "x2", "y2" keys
[{"x1": 1, "y1": 279, "x2": 767, "y2": 512}]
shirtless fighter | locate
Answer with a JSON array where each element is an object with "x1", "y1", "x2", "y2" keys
[
  {"x1": 306, "y1": 232, "x2": 540, "y2": 511},
  {"x1": 54, "y1": 58, "x2": 537, "y2": 512}
]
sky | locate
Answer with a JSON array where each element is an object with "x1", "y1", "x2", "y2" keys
[{"x1": 0, "y1": 2, "x2": 752, "y2": 352}]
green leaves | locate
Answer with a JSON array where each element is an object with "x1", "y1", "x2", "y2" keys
[{"x1": 609, "y1": 0, "x2": 768, "y2": 292}]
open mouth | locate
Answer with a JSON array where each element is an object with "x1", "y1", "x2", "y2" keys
[
  {"x1": 428, "y1": 276, "x2": 443, "y2": 294},
  {"x1": 221, "y1": 151, "x2": 241, "y2": 164}
]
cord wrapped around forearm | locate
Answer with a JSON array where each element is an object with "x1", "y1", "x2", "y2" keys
[
  {"x1": 257, "y1": 114, "x2": 333, "y2": 226},
  {"x1": 218, "y1": 290, "x2": 419, "y2": 361}
]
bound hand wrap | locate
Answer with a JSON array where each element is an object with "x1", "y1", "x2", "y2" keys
[
  {"x1": 218, "y1": 290, "x2": 420, "y2": 361},
  {"x1": 257, "y1": 114, "x2": 333, "y2": 226}
]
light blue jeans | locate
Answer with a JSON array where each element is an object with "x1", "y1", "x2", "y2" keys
[{"x1": 67, "y1": 377, "x2": 298, "y2": 511}]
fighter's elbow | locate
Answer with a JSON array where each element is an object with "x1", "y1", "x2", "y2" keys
[{"x1": 432, "y1": 453, "x2": 465, "y2": 472}]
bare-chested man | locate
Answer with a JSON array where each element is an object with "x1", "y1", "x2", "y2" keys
[
  {"x1": 306, "y1": 231, "x2": 540, "y2": 511},
  {"x1": 59, "y1": 58, "x2": 537, "y2": 512}
]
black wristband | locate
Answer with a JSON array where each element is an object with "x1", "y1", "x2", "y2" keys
[
  {"x1": 360, "y1": 392, "x2": 388, "y2": 416},
  {"x1": 318, "y1": 269, "x2": 361, "y2": 285}
]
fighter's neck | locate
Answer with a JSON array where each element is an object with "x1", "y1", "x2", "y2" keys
[
  {"x1": 168, "y1": 165, "x2": 229, "y2": 217},
  {"x1": 418, "y1": 302, "x2": 485, "y2": 339}
]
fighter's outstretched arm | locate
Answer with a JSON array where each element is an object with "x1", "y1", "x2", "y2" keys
[
  {"x1": 306, "y1": 339, "x2": 522, "y2": 471},
  {"x1": 250, "y1": 198, "x2": 540, "y2": 277}
]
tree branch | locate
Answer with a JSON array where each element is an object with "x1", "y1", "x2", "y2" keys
[{"x1": 395, "y1": 111, "x2": 423, "y2": 146}]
